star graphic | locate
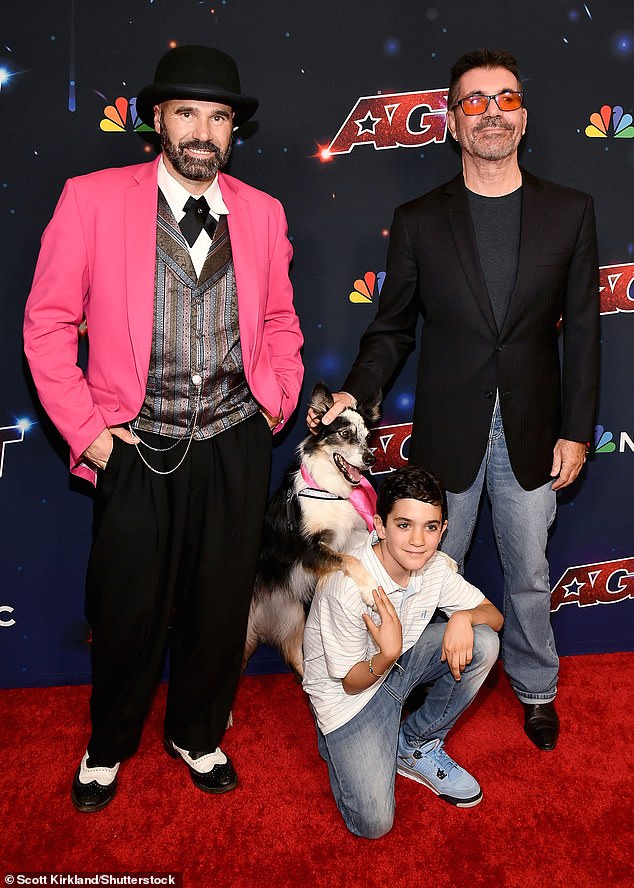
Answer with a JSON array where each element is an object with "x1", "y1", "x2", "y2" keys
[
  {"x1": 562, "y1": 577, "x2": 585, "y2": 599},
  {"x1": 355, "y1": 111, "x2": 381, "y2": 135}
]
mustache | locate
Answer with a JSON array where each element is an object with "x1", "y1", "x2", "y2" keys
[
  {"x1": 178, "y1": 139, "x2": 222, "y2": 156},
  {"x1": 474, "y1": 116, "x2": 514, "y2": 133}
]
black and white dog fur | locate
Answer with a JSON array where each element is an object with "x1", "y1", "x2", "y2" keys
[{"x1": 244, "y1": 382, "x2": 381, "y2": 676}]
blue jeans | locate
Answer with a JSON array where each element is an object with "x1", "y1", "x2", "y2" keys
[
  {"x1": 441, "y1": 399, "x2": 558, "y2": 704},
  {"x1": 316, "y1": 623, "x2": 499, "y2": 839}
]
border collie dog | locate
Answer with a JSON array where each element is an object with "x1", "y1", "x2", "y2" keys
[{"x1": 244, "y1": 382, "x2": 381, "y2": 676}]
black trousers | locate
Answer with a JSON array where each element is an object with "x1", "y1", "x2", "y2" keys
[{"x1": 84, "y1": 413, "x2": 272, "y2": 762}]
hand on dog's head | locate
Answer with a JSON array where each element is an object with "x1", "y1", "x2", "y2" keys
[{"x1": 309, "y1": 381, "x2": 381, "y2": 427}]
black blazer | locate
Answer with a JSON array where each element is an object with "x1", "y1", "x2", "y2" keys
[{"x1": 344, "y1": 170, "x2": 600, "y2": 492}]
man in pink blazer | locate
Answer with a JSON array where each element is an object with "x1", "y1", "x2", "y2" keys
[{"x1": 24, "y1": 45, "x2": 304, "y2": 812}]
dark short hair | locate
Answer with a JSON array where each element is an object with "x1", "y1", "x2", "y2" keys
[
  {"x1": 376, "y1": 467, "x2": 447, "y2": 523},
  {"x1": 448, "y1": 48, "x2": 522, "y2": 109}
]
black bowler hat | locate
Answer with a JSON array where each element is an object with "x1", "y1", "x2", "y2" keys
[{"x1": 136, "y1": 45, "x2": 259, "y2": 128}]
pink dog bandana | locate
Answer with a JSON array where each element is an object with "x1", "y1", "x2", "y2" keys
[{"x1": 300, "y1": 465, "x2": 377, "y2": 532}]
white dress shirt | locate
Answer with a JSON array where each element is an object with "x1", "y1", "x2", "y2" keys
[{"x1": 157, "y1": 157, "x2": 230, "y2": 277}]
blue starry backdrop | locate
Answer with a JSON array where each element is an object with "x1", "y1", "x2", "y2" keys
[{"x1": 1, "y1": 0, "x2": 632, "y2": 686}]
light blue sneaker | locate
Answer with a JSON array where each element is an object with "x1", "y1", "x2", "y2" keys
[{"x1": 396, "y1": 733, "x2": 483, "y2": 807}]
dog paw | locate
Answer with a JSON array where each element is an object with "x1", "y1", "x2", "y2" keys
[
  {"x1": 357, "y1": 581, "x2": 377, "y2": 608},
  {"x1": 340, "y1": 554, "x2": 378, "y2": 608}
]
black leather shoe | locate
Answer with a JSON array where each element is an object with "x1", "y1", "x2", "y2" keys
[
  {"x1": 164, "y1": 737, "x2": 238, "y2": 793},
  {"x1": 71, "y1": 754, "x2": 119, "y2": 812},
  {"x1": 523, "y1": 701, "x2": 559, "y2": 750}
]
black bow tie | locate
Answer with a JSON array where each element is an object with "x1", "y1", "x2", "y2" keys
[{"x1": 179, "y1": 195, "x2": 218, "y2": 247}]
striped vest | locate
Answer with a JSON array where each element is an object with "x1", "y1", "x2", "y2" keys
[{"x1": 133, "y1": 192, "x2": 258, "y2": 439}]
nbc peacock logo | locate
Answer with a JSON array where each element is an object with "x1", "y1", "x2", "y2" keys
[
  {"x1": 593, "y1": 424, "x2": 634, "y2": 455},
  {"x1": 100, "y1": 97, "x2": 153, "y2": 133},
  {"x1": 594, "y1": 424, "x2": 616, "y2": 453},
  {"x1": 349, "y1": 271, "x2": 385, "y2": 304},
  {"x1": 585, "y1": 104, "x2": 634, "y2": 139}
]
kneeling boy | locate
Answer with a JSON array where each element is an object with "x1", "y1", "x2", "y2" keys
[{"x1": 302, "y1": 467, "x2": 503, "y2": 839}]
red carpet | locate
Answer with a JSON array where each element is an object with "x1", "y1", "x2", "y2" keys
[{"x1": 1, "y1": 653, "x2": 632, "y2": 888}]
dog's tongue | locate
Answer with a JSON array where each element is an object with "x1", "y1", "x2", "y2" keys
[
  {"x1": 334, "y1": 452, "x2": 363, "y2": 484},
  {"x1": 344, "y1": 460, "x2": 362, "y2": 483}
]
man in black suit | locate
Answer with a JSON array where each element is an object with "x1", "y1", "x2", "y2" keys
[{"x1": 310, "y1": 49, "x2": 599, "y2": 750}]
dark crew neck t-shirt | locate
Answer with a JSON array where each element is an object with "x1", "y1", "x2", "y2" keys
[{"x1": 466, "y1": 186, "x2": 522, "y2": 331}]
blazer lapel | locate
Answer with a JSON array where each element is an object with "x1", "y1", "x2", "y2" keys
[
  {"x1": 499, "y1": 169, "x2": 544, "y2": 335},
  {"x1": 220, "y1": 174, "x2": 259, "y2": 369},
  {"x1": 124, "y1": 158, "x2": 160, "y2": 389},
  {"x1": 444, "y1": 174, "x2": 497, "y2": 334}
]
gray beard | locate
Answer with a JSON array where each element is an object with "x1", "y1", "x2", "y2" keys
[
  {"x1": 467, "y1": 117, "x2": 520, "y2": 161},
  {"x1": 160, "y1": 120, "x2": 233, "y2": 182},
  {"x1": 471, "y1": 138, "x2": 517, "y2": 161}
]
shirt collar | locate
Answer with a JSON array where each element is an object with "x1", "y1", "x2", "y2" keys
[{"x1": 157, "y1": 156, "x2": 229, "y2": 221}]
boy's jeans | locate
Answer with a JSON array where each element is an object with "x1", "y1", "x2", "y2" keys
[{"x1": 316, "y1": 623, "x2": 499, "y2": 838}]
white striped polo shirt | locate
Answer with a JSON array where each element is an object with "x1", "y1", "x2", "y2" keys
[{"x1": 302, "y1": 534, "x2": 484, "y2": 735}]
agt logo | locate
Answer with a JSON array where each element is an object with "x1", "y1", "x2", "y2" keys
[
  {"x1": 585, "y1": 105, "x2": 634, "y2": 139},
  {"x1": 368, "y1": 422, "x2": 412, "y2": 475},
  {"x1": 0, "y1": 605, "x2": 15, "y2": 628},
  {"x1": 599, "y1": 263, "x2": 634, "y2": 314},
  {"x1": 593, "y1": 424, "x2": 633, "y2": 455},
  {"x1": 551, "y1": 557, "x2": 634, "y2": 612},
  {"x1": 321, "y1": 88, "x2": 448, "y2": 158},
  {"x1": 100, "y1": 97, "x2": 153, "y2": 133},
  {"x1": 0, "y1": 421, "x2": 30, "y2": 478},
  {"x1": 350, "y1": 271, "x2": 385, "y2": 304}
]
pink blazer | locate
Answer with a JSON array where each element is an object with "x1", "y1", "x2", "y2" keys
[{"x1": 24, "y1": 158, "x2": 304, "y2": 483}]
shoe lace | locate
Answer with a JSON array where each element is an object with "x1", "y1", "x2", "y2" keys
[{"x1": 429, "y1": 741, "x2": 459, "y2": 776}]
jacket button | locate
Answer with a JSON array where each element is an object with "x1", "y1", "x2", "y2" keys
[
  {"x1": 485, "y1": 390, "x2": 494, "y2": 399},
  {"x1": 496, "y1": 345, "x2": 504, "y2": 352}
]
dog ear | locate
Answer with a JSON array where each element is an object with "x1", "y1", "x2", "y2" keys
[
  {"x1": 358, "y1": 389, "x2": 382, "y2": 426},
  {"x1": 309, "y1": 381, "x2": 334, "y2": 420}
]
